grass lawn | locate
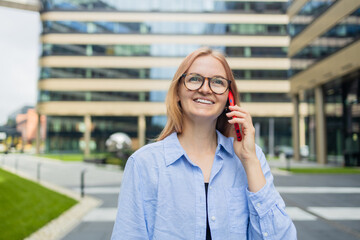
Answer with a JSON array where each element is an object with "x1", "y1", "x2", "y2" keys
[
  {"x1": 279, "y1": 167, "x2": 360, "y2": 174},
  {"x1": 38, "y1": 153, "x2": 109, "y2": 162},
  {"x1": 0, "y1": 168, "x2": 77, "y2": 240},
  {"x1": 38, "y1": 153, "x2": 84, "y2": 161}
]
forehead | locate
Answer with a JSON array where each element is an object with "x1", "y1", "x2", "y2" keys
[{"x1": 187, "y1": 55, "x2": 227, "y2": 77}]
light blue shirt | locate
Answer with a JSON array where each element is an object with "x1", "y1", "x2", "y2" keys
[{"x1": 111, "y1": 131, "x2": 297, "y2": 240}]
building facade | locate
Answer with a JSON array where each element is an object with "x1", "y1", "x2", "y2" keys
[
  {"x1": 16, "y1": 108, "x2": 47, "y2": 151},
  {"x1": 289, "y1": 0, "x2": 360, "y2": 166},
  {"x1": 37, "y1": 0, "x2": 295, "y2": 154}
]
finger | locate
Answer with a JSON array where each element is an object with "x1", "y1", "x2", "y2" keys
[
  {"x1": 226, "y1": 111, "x2": 246, "y2": 118},
  {"x1": 228, "y1": 106, "x2": 253, "y2": 124},
  {"x1": 228, "y1": 118, "x2": 245, "y2": 124},
  {"x1": 228, "y1": 117, "x2": 252, "y2": 130}
]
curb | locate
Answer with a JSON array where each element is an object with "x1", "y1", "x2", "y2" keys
[
  {"x1": 270, "y1": 167, "x2": 292, "y2": 176},
  {"x1": 25, "y1": 196, "x2": 101, "y2": 240}
]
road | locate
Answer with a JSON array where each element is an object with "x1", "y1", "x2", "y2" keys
[{"x1": 1, "y1": 154, "x2": 360, "y2": 240}]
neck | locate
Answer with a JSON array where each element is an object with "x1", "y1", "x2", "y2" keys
[{"x1": 178, "y1": 117, "x2": 218, "y2": 154}]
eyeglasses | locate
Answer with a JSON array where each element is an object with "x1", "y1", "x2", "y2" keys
[{"x1": 181, "y1": 73, "x2": 231, "y2": 95}]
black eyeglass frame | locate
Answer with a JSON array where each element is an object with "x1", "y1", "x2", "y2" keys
[{"x1": 180, "y1": 73, "x2": 232, "y2": 95}]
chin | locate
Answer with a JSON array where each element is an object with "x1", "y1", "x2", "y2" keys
[{"x1": 189, "y1": 110, "x2": 222, "y2": 121}]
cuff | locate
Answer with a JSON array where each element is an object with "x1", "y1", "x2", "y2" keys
[{"x1": 246, "y1": 180, "x2": 278, "y2": 218}]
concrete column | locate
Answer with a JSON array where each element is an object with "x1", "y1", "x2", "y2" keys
[
  {"x1": 35, "y1": 113, "x2": 41, "y2": 154},
  {"x1": 84, "y1": 115, "x2": 91, "y2": 157},
  {"x1": 268, "y1": 118, "x2": 274, "y2": 157},
  {"x1": 138, "y1": 115, "x2": 146, "y2": 148},
  {"x1": 300, "y1": 115, "x2": 306, "y2": 147},
  {"x1": 315, "y1": 86, "x2": 327, "y2": 164},
  {"x1": 292, "y1": 94, "x2": 300, "y2": 161}
]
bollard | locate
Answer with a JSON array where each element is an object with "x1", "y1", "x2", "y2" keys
[
  {"x1": 286, "y1": 156, "x2": 291, "y2": 171},
  {"x1": 37, "y1": 162, "x2": 42, "y2": 181},
  {"x1": 80, "y1": 169, "x2": 87, "y2": 198}
]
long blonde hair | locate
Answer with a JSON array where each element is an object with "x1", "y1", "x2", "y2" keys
[{"x1": 156, "y1": 47, "x2": 240, "y2": 141}]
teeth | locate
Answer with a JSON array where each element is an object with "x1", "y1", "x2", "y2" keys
[{"x1": 195, "y1": 99, "x2": 213, "y2": 104}]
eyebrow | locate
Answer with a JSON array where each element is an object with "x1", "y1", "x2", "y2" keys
[{"x1": 190, "y1": 72, "x2": 227, "y2": 79}]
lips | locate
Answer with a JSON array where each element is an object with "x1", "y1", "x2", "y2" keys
[{"x1": 193, "y1": 98, "x2": 214, "y2": 105}]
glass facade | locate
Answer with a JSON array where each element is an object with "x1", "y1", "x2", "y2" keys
[
  {"x1": 45, "y1": 116, "x2": 84, "y2": 152},
  {"x1": 289, "y1": 0, "x2": 360, "y2": 165},
  {"x1": 302, "y1": 71, "x2": 360, "y2": 166},
  {"x1": 323, "y1": 70, "x2": 360, "y2": 166},
  {"x1": 289, "y1": 0, "x2": 337, "y2": 37},
  {"x1": 46, "y1": 116, "x2": 139, "y2": 152},
  {"x1": 39, "y1": 0, "x2": 291, "y2": 153},
  {"x1": 40, "y1": 67, "x2": 288, "y2": 80},
  {"x1": 38, "y1": 91, "x2": 290, "y2": 103},
  {"x1": 42, "y1": 44, "x2": 288, "y2": 58},
  {"x1": 43, "y1": 21, "x2": 287, "y2": 35},
  {"x1": 323, "y1": 78, "x2": 343, "y2": 165},
  {"x1": 252, "y1": 117, "x2": 292, "y2": 153},
  {"x1": 39, "y1": 91, "x2": 154, "y2": 102},
  {"x1": 304, "y1": 89, "x2": 317, "y2": 162},
  {"x1": 42, "y1": 0, "x2": 287, "y2": 13},
  {"x1": 290, "y1": 7, "x2": 360, "y2": 77}
]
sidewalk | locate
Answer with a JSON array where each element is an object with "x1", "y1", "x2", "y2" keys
[{"x1": 268, "y1": 157, "x2": 343, "y2": 169}]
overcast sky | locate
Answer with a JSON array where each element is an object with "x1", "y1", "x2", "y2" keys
[{"x1": 0, "y1": 6, "x2": 40, "y2": 125}]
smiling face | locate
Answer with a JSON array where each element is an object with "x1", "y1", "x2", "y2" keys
[{"x1": 177, "y1": 55, "x2": 229, "y2": 124}]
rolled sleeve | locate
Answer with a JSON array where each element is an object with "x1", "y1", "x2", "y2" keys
[
  {"x1": 246, "y1": 180, "x2": 279, "y2": 218},
  {"x1": 246, "y1": 145, "x2": 297, "y2": 239}
]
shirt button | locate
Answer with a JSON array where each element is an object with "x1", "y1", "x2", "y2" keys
[
  {"x1": 211, "y1": 216, "x2": 216, "y2": 221},
  {"x1": 209, "y1": 186, "x2": 212, "y2": 190},
  {"x1": 263, "y1": 232, "x2": 268, "y2": 237},
  {"x1": 256, "y1": 203, "x2": 261, "y2": 208}
]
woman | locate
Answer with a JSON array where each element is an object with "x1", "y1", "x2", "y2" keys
[{"x1": 111, "y1": 47, "x2": 297, "y2": 239}]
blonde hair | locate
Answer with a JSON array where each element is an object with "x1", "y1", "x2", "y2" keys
[{"x1": 156, "y1": 47, "x2": 240, "y2": 141}]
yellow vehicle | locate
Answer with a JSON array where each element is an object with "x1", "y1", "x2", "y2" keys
[{"x1": 0, "y1": 132, "x2": 7, "y2": 153}]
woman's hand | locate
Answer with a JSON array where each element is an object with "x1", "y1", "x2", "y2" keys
[
  {"x1": 226, "y1": 105, "x2": 266, "y2": 192},
  {"x1": 226, "y1": 105, "x2": 257, "y2": 164}
]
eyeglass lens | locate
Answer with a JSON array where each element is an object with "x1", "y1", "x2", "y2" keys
[{"x1": 184, "y1": 74, "x2": 229, "y2": 94}]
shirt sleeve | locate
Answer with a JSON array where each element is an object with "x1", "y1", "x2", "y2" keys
[
  {"x1": 246, "y1": 146, "x2": 297, "y2": 239},
  {"x1": 111, "y1": 156, "x2": 148, "y2": 240}
]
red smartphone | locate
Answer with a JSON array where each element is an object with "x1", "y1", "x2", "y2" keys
[{"x1": 228, "y1": 91, "x2": 242, "y2": 141}]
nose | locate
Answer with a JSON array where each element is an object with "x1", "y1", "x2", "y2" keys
[{"x1": 198, "y1": 77, "x2": 212, "y2": 94}]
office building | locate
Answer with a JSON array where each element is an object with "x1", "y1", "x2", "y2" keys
[
  {"x1": 36, "y1": 0, "x2": 294, "y2": 154},
  {"x1": 289, "y1": 0, "x2": 360, "y2": 166}
]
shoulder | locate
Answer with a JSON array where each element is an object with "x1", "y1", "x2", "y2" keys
[
  {"x1": 129, "y1": 139, "x2": 166, "y2": 168},
  {"x1": 125, "y1": 139, "x2": 167, "y2": 185}
]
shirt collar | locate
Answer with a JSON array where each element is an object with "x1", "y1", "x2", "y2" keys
[
  {"x1": 164, "y1": 132, "x2": 186, "y2": 167},
  {"x1": 163, "y1": 130, "x2": 234, "y2": 167},
  {"x1": 216, "y1": 129, "x2": 234, "y2": 157}
]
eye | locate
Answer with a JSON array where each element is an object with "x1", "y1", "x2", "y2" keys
[
  {"x1": 188, "y1": 75, "x2": 202, "y2": 83},
  {"x1": 211, "y1": 78, "x2": 226, "y2": 86}
]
